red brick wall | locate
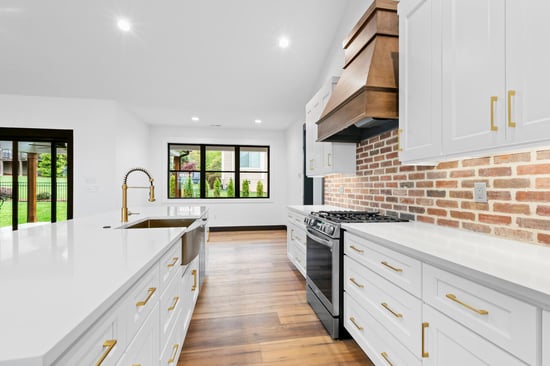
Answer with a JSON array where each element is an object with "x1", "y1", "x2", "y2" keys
[{"x1": 324, "y1": 129, "x2": 550, "y2": 245}]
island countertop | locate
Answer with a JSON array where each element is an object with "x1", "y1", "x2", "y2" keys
[{"x1": 0, "y1": 205, "x2": 207, "y2": 366}]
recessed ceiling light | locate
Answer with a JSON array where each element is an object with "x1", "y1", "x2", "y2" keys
[
  {"x1": 278, "y1": 36, "x2": 290, "y2": 49},
  {"x1": 191, "y1": 116, "x2": 200, "y2": 122},
  {"x1": 254, "y1": 119, "x2": 262, "y2": 124},
  {"x1": 117, "y1": 17, "x2": 132, "y2": 32}
]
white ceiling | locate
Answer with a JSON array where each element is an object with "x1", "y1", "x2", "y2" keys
[{"x1": 0, "y1": 0, "x2": 353, "y2": 130}]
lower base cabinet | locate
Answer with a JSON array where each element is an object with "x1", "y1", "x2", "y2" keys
[
  {"x1": 544, "y1": 311, "x2": 550, "y2": 366},
  {"x1": 117, "y1": 304, "x2": 160, "y2": 366},
  {"x1": 422, "y1": 305, "x2": 526, "y2": 366}
]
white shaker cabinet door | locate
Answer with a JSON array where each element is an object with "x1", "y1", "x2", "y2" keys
[
  {"x1": 398, "y1": 0, "x2": 442, "y2": 163},
  {"x1": 441, "y1": 0, "x2": 506, "y2": 155},
  {"x1": 422, "y1": 305, "x2": 525, "y2": 366},
  {"x1": 544, "y1": 310, "x2": 550, "y2": 366},
  {"x1": 506, "y1": 0, "x2": 550, "y2": 145}
]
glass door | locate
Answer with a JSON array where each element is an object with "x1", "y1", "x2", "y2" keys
[{"x1": 0, "y1": 128, "x2": 73, "y2": 230}]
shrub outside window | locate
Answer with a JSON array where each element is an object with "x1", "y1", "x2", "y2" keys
[{"x1": 168, "y1": 144, "x2": 269, "y2": 199}]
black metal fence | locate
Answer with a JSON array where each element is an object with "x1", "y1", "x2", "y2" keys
[{"x1": 0, "y1": 181, "x2": 68, "y2": 202}]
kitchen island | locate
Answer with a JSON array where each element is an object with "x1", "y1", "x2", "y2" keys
[{"x1": 0, "y1": 205, "x2": 207, "y2": 366}]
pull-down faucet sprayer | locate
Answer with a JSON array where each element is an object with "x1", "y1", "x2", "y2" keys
[{"x1": 121, "y1": 168, "x2": 155, "y2": 222}]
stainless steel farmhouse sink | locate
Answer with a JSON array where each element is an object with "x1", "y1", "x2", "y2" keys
[{"x1": 122, "y1": 218, "x2": 195, "y2": 229}]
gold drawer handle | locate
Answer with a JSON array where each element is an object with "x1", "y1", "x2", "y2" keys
[
  {"x1": 508, "y1": 90, "x2": 516, "y2": 128},
  {"x1": 166, "y1": 257, "x2": 179, "y2": 268},
  {"x1": 168, "y1": 296, "x2": 180, "y2": 311},
  {"x1": 95, "y1": 339, "x2": 117, "y2": 366},
  {"x1": 490, "y1": 96, "x2": 498, "y2": 131},
  {"x1": 446, "y1": 293, "x2": 488, "y2": 315},
  {"x1": 350, "y1": 245, "x2": 364, "y2": 253},
  {"x1": 381, "y1": 352, "x2": 394, "y2": 366},
  {"x1": 136, "y1": 287, "x2": 156, "y2": 307},
  {"x1": 191, "y1": 269, "x2": 198, "y2": 291},
  {"x1": 349, "y1": 278, "x2": 364, "y2": 288},
  {"x1": 422, "y1": 322, "x2": 429, "y2": 358},
  {"x1": 381, "y1": 261, "x2": 403, "y2": 273},
  {"x1": 167, "y1": 343, "x2": 179, "y2": 364},
  {"x1": 349, "y1": 317, "x2": 364, "y2": 331},
  {"x1": 381, "y1": 302, "x2": 403, "y2": 318}
]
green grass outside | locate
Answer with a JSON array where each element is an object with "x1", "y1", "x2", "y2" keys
[{"x1": 0, "y1": 201, "x2": 67, "y2": 227}]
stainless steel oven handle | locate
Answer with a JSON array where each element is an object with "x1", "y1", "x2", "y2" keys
[{"x1": 306, "y1": 229, "x2": 334, "y2": 249}]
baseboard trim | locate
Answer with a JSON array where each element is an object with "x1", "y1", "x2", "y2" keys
[{"x1": 209, "y1": 225, "x2": 287, "y2": 232}]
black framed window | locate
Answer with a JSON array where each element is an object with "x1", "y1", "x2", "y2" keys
[{"x1": 168, "y1": 143, "x2": 269, "y2": 199}]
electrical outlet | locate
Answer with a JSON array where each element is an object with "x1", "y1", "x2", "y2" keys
[{"x1": 474, "y1": 182, "x2": 487, "y2": 203}]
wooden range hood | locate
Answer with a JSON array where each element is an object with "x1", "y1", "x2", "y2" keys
[{"x1": 317, "y1": 0, "x2": 399, "y2": 143}]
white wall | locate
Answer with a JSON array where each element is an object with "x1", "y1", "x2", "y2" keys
[
  {"x1": 0, "y1": 95, "x2": 150, "y2": 217},
  {"x1": 149, "y1": 125, "x2": 288, "y2": 227}
]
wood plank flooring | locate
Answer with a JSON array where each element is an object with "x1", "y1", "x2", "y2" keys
[{"x1": 178, "y1": 230, "x2": 374, "y2": 366}]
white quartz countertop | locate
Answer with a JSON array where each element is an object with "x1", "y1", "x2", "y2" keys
[
  {"x1": 0, "y1": 205, "x2": 207, "y2": 366},
  {"x1": 343, "y1": 221, "x2": 550, "y2": 306}
]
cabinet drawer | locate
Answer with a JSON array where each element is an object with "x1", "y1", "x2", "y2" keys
[
  {"x1": 160, "y1": 306, "x2": 185, "y2": 366},
  {"x1": 126, "y1": 264, "x2": 160, "y2": 340},
  {"x1": 344, "y1": 255, "x2": 422, "y2": 355},
  {"x1": 288, "y1": 211, "x2": 306, "y2": 228},
  {"x1": 159, "y1": 242, "x2": 181, "y2": 292},
  {"x1": 53, "y1": 301, "x2": 127, "y2": 366},
  {"x1": 160, "y1": 266, "x2": 184, "y2": 349},
  {"x1": 288, "y1": 240, "x2": 306, "y2": 277},
  {"x1": 344, "y1": 232, "x2": 422, "y2": 297},
  {"x1": 344, "y1": 293, "x2": 421, "y2": 366},
  {"x1": 290, "y1": 225, "x2": 307, "y2": 249},
  {"x1": 116, "y1": 304, "x2": 159, "y2": 366},
  {"x1": 423, "y1": 264, "x2": 537, "y2": 365}
]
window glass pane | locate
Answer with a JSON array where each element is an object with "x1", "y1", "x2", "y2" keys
[
  {"x1": 0, "y1": 141, "x2": 12, "y2": 228},
  {"x1": 240, "y1": 147, "x2": 268, "y2": 171},
  {"x1": 240, "y1": 173, "x2": 268, "y2": 198},
  {"x1": 56, "y1": 143, "x2": 68, "y2": 221},
  {"x1": 170, "y1": 172, "x2": 201, "y2": 198},
  {"x1": 205, "y1": 146, "x2": 235, "y2": 172},
  {"x1": 169, "y1": 144, "x2": 201, "y2": 170},
  {"x1": 206, "y1": 172, "x2": 235, "y2": 198}
]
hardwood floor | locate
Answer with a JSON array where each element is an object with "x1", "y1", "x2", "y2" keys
[{"x1": 178, "y1": 230, "x2": 374, "y2": 366}]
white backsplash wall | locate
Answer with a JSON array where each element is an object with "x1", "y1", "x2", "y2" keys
[
  {"x1": 0, "y1": 95, "x2": 150, "y2": 217},
  {"x1": 149, "y1": 125, "x2": 289, "y2": 227}
]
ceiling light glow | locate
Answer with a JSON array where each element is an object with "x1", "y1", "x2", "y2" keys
[
  {"x1": 278, "y1": 36, "x2": 290, "y2": 49},
  {"x1": 254, "y1": 119, "x2": 262, "y2": 124},
  {"x1": 191, "y1": 116, "x2": 200, "y2": 121},
  {"x1": 117, "y1": 18, "x2": 132, "y2": 32}
]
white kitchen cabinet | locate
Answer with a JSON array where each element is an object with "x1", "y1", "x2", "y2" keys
[
  {"x1": 181, "y1": 255, "x2": 200, "y2": 342},
  {"x1": 422, "y1": 304, "x2": 526, "y2": 366},
  {"x1": 399, "y1": 0, "x2": 550, "y2": 163},
  {"x1": 117, "y1": 304, "x2": 159, "y2": 366},
  {"x1": 305, "y1": 76, "x2": 356, "y2": 177},
  {"x1": 287, "y1": 209, "x2": 307, "y2": 277},
  {"x1": 398, "y1": 0, "x2": 442, "y2": 163},
  {"x1": 544, "y1": 310, "x2": 550, "y2": 366}
]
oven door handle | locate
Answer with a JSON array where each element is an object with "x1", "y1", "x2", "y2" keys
[{"x1": 306, "y1": 229, "x2": 334, "y2": 249}]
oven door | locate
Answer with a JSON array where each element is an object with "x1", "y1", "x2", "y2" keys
[{"x1": 306, "y1": 228, "x2": 340, "y2": 316}]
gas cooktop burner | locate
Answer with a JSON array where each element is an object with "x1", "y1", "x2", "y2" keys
[{"x1": 315, "y1": 211, "x2": 407, "y2": 223}]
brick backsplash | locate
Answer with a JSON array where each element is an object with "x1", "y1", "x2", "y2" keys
[{"x1": 324, "y1": 129, "x2": 550, "y2": 245}]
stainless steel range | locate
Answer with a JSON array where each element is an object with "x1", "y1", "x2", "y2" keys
[{"x1": 304, "y1": 211, "x2": 407, "y2": 339}]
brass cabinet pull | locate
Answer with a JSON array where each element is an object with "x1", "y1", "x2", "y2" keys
[
  {"x1": 508, "y1": 90, "x2": 516, "y2": 127},
  {"x1": 309, "y1": 159, "x2": 314, "y2": 170},
  {"x1": 191, "y1": 269, "x2": 198, "y2": 291},
  {"x1": 422, "y1": 322, "x2": 429, "y2": 358},
  {"x1": 349, "y1": 277, "x2": 364, "y2": 288},
  {"x1": 136, "y1": 287, "x2": 156, "y2": 307},
  {"x1": 167, "y1": 343, "x2": 179, "y2": 364},
  {"x1": 490, "y1": 96, "x2": 498, "y2": 131},
  {"x1": 132, "y1": 364, "x2": 141, "y2": 366},
  {"x1": 350, "y1": 245, "x2": 364, "y2": 253},
  {"x1": 381, "y1": 261, "x2": 403, "y2": 273},
  {"x1": 381, "y1": 302, "x2": 403, "y2": 318},
  {"x1": 381, "y1": 352, "x2": 394, "y2": 366},
  {"x1": 95, "y1": 339, "x2": 117, "y2": 366},
  {"x1": 446, "y1": 293, "x2": 488, "y2": 315},
  {"x1": 167, "y1": 257, "x2": 179, "y2": 268},
  {"x1": 397, "y1": 128, "x2": 403, "y2": 152},
  {"x1": 349, "y1": 316, "x2": 364, "y2": 331},
  {"x1": 168, "y1": 296, "x2": 180, "y2": 311}
]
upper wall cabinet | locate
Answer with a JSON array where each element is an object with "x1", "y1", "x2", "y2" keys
[
  {"x1": 305, "y1": 77, "x2": 356, "y2": 177},
  {"x1": 399, "y1": 0, "x2": 550, "y2": 164}
]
